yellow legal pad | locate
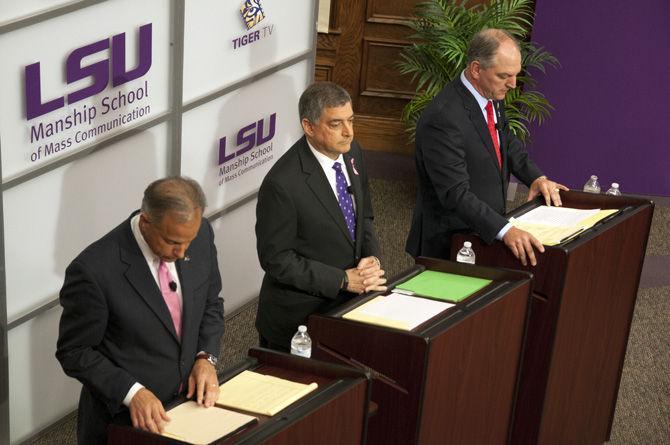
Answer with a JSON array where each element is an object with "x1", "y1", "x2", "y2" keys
[
  {"x1": 510, "y1": 207, "x2": 619, "y2": 246},
  {"x1": 161, "y1": 401, "x2": 256, "y2": 445},
  {"x1": 217, "y1": 370, "x2": 318, "y2": 416}
]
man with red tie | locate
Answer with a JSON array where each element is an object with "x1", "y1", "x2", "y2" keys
[
  {"x1": 405, "y1": 28, "x2": 567, "y2": 266},
  {"x1": 56, "y1": 176, "x2": 224, "y2": 444}
]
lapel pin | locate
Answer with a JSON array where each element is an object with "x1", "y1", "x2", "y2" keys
[{"x1": 350, "y1": 158, "x2": 359, "y2": 176}]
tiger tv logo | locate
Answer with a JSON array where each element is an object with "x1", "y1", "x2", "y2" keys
[
  {"x1": 240, "y1": 0, "x2": 265, "y2": 30},
  {"x1": 232, "y1": 0, "x2": 273, "y2": 50}
]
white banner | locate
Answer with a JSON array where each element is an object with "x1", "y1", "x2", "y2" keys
[
  {"x1": 181, "y1": 59, "x2": 310, "y2": 215},
  {"x1": 0, "y1": 0, "x2": 171, "y2": 181},
  {"x1": 0, "y1": 0, "x2": 83, "y2": 26},
  {"x1": 183, "y1": 0, "x2": 314, "y2": 103},
  {"x1": 4, "y1": 123, "x2": 169, "y2": 322}
]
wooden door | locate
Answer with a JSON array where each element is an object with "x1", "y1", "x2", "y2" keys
[{"x1": 316, "y1": 0, "x2": 419, "y2": 155}]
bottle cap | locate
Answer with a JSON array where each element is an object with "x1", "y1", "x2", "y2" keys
[
  {"x1": 464, "y1": 241, "x2": 472, "y2": 248},
  {"x1": 612, "y1": 183, "x2": 619, "y2": 188},
  {"x1": 591, "y1": 175, "x2": 598, "y2": 180},
  {"x1": 298, "y1": 325, "x2": 307, "y2": 333}
]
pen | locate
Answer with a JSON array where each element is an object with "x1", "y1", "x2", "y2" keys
[{"x1": 559, "y1": 227, "x2": 585, "y2": 243}]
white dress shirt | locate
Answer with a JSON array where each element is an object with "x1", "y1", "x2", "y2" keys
[{"x1": 307, "y1": 140, "x2": 356, "y2": 212}]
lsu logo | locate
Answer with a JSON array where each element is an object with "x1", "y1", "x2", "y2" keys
[
  {"x1": 240, "y1": 0, "x2": 265, "y2": 30},
  {"x1": 219, "y1": 113, "x2": 276, "y2": 165},
  {"x1": 24, "y1": 24, "x2": 152, "y2": 120}
]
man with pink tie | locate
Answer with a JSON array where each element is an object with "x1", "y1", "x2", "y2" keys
[{"x1": 56, "y1": 176, "x2": 224, "y2": 444}]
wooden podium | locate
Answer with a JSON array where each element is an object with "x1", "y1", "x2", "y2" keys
[
  {"x1": 308, "y1": 259, "x2": 533, "y2": 445},
  {"x1": 108, "y1": 348, "x2": 371, "y2": 445},
  {"x1": 451, "y1": 190, "x2": 654, "y2": 445}
]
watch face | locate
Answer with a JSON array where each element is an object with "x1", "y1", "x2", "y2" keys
[{"x1": 198, "y1": 353, "x2": 217, "y2": 366}]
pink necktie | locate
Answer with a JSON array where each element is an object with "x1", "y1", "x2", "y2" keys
[
  {"x1": 485, "y1": 101, "x2": 502, "y2": 169},
  {"x1": 158, "y1": 260, "x2": 182, "y2": 340}
]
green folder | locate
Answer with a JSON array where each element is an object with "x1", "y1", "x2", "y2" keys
[{"x1": 395, "y1": 270, "x2": 492, "y2": 303}]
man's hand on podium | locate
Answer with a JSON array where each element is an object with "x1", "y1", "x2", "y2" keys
[
  {"x1": 345, "y1": 256, "x2": 387, "y2": 294},
  {"x1": 528, "y1": 176, "x2": 569, "y2": 207},
  {"x1": 188, "y1": 358, "x2": 219, "y2": 408},
  {"x1": 129, "y1": 388, "x2": 170, "y2": 434},
  {"x1": 503, "y1": 227, "x2": 545, "y2": 266}
]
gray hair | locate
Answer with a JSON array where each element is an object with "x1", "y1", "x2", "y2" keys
[
  {"x1": 141, "y1": 176, "x2": 207, "y2": 223},
  {"x1": 466, "y1": 28, "x2": 520, "y2": 69},
  {"x1": 298, "y1": 81, "x2": 351, "y2": 123}
]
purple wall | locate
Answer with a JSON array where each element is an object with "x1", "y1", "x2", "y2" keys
[{"x1": 526, "y1": 1, "x2": 670, "y2": 196}]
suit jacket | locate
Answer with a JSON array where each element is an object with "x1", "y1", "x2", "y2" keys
[
  {"x1": 405, "y1": 77, "x2": 543, "y2": 259},
  {"x1": 56, "y1": 212, "x2": 224, "y2": 444},
  {"x1": 255, "y1": 136, "x2": 380, "y2": 347}
]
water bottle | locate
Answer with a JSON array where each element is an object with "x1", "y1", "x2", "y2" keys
[
  {"x1": 456, "y1": 241, "x2": 476, "y2": 265},
  {"x1": 290, "y1": 325, "x2": 312, "y2": 358},
  {"x1": 606, "y1": 183, "x2": 621, "y2": 196},
  {"x1": 583, "y1": 175, "x2": 601, "y2": 193}
]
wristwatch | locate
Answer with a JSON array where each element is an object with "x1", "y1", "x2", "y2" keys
[{"x1": 195, "y1": 352, "x2": 218, "y2": 367}]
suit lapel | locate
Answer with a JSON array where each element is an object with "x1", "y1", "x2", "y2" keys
[
  {"x1": 455, "y1": 80, "x2": 504, "y2": 179},
  {"x1": 298, "y1": 138, "x2": 355, "y2": 246},
  {"x1": 120, "y1": 219, "x2": 181, "y2": 343},
  {"x1": 343, "y1": 151, "x2": 363, "y2": 252},
  {"x1": 494, "y1": 100, "x2": 510, "y2": 178},
  {"x1": 175, "y1": 256, "x2": 192, "y2": 346}
]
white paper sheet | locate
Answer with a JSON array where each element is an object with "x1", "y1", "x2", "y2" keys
[
  {"x1": 515, "y1": 206, "x2": 601, "y2": 227},
  {"x1": 343, "y1": 292, "x2": 453, "y2": 331}
]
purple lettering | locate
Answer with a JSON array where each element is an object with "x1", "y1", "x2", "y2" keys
[
  {"x1": 112, "y1": 23, "x2": 152, "y2": 87},
  {"x1": 218, "y1": 137, "x2": 234, "y2": 164},
  {"x1": 256, "y1": 113, "x2": 276, "y2": 145},
  {"x1": 66, "y1": 39, "x2": 110, "y2": 105},
  {"x1": 236, "y1": 122, "x2": 256, "y2": 155},
  {"x1": 23, "y1": 24, "x2": 153, "y2": 120},
  {"x1": 25, "y1": 63, "x2": 65, "y2": 120}
]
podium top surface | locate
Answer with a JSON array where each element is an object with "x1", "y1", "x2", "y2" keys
[{"x1": 318, "y1": 259, "x2": 532, "y2": 338}]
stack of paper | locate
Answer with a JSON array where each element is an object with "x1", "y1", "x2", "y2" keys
[
  {"x1": 510, "y1": 206, "x2": 619, "y2": 245},
  {"x1": 217, "y1": 370, "x2": 318, "y2": 416},
  {"x1": 342, "y1": 292, "x2": 453, "y2": 331},
  {"x1": 161, "y1": 401, "x2": 256, "y2": 444}
]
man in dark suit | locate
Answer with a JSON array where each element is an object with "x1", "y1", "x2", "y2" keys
[
  {"x1": 406, "y1": 28, "x2": 567, "y2": 266},
  {"x1": 56, "y1": 177, "x2": 224, "y2": 444},
  {"x1": 255, "y1": 81, "x2": 387, "y2": 351}
]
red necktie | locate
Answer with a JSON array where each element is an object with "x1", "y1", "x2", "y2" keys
[
  {"x1": 158, "y1": 260, "x2": 182, "y2": 340},
  {"x1": 485, "y1": 101, "x2": 502, "y2": 169}
]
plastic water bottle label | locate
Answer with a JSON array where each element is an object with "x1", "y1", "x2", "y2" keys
[{"x1": 291, "y1": 346, "x2": 311, "y2": 358}]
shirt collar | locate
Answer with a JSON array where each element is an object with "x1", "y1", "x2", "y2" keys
[
  {"x1": 130, "y1": 213, "x2": 160, "y2": 266},
  {"x1": 460, "y1": 70, "x2": 490, "y2": 113},
  {"x1": 306, "y1": 138, "x2": 345, "y2": 169}
]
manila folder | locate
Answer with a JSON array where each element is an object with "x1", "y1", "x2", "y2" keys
[
  {"x1": 217, "y1": 370, "x2": 318, "y2": 416},
  {"x1": 161, "y1": 401, "x2": 256, "y2": 444}
]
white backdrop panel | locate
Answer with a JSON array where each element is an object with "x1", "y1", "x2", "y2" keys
[
  {"x1": 211, "y1": 201, "x2": 264, "y2": 314},
  {"x1": 8, "y1": 305, "x2": 81, "y2": 444},
  {"x1": 181, "y1": 59, "x2": 309, "y2": 214},
  {"x1": 0, "y1": 0, "x2": 170, "y2": 181},
  {"x1": 3, "y1": 123, "x2": 169, "y2": 322},
  {"x1": 183, "y1": 0, "x2": 314, "y2": 103},
  {"x1": 0, "y1": 0, "x2": 82, "y2": 25}
]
